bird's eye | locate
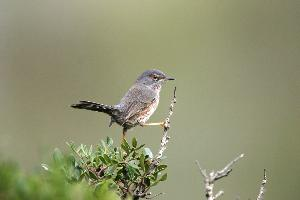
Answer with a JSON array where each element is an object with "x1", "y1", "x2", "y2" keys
[{"x1": 152, "y1": 74, "x2": 159, "y2": 81}]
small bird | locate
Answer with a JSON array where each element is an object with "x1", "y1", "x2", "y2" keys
[{"x1": 71, "y1": 69, "x2": 175, "y2": 139}]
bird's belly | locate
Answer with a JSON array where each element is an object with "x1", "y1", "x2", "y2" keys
[{"x1": 138, "y1": 98, "x2": 159, "y2": 124}]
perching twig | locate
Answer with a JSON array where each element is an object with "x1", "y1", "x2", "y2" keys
[
  {"x1": 256, "y1": 169, "x2": 267, "y2": 200},
  {"x1": 196, "y1": 154, "x2": 244, "y2": 200},
  {"x1": 154, "y1": 86, "x2": 176, "y2": 161},
  {"x1": 134, "y1": 87, "x2": 176, "y2": 199}
]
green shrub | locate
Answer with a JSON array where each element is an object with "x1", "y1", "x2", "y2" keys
[{"x1": 0, "y1": 137, "x2": 167, "y2": 200}]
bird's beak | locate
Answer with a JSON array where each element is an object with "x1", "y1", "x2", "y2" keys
[{"x1": 166, "y1": 76, "x2": 175, "y2": 81}]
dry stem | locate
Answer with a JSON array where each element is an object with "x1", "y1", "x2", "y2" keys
[
  {"x1": 196, "y1": 154, "x2": 244, "y2": 200},
  {"x1": 134, "y1": 87, "x2": 176, "y2": 199},
  {"x1": 256, "y1": 169, "x2": 267, "y2": 200}
]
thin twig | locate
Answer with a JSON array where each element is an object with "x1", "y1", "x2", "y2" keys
[
  {"x1": 195, "y1": 160, "x2": 207, "y2": 178},
  {"x1": 214, "y1": 153, "x2": 244, "y2": 180},
  {"x1": 154, "y1": 86, "x2": 176, "y2": 161},
  {"x1": 196, "y1": 154, "x2": 245, "y2": 200},
  {"x1": 256, "y1": 169, "x2": 267, "y2": 200},
  {"x1": 214, "y1": 190, "x2": 224, "y2": 199},
  {"x1": 134, "y1": 87, "x2": 177, "y2": 199}
]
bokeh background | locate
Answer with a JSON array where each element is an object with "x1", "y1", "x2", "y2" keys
[{"x1": 0, "y1": 0, "x2": 299, "y2": 199}]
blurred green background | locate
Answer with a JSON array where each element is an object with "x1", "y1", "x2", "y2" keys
[{"x1": 0, "y1": 0, "x2": 299, "y2": 199}]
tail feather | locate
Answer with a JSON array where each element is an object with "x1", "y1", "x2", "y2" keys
[{"x1": 71, "y1": 101, "x2": 116, "y2": 116}]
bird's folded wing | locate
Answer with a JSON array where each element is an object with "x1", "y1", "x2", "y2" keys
[
  {"x1": 123, "y1": 99, "x2": 154, "y2": 123},
  {"x1": 119, "y1": 85, "x2": 156, "y2": 123}
]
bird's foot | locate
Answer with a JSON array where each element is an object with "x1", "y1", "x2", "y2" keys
[{"x1": 141, "y1": 121, "x2": 165, "y2": 127}]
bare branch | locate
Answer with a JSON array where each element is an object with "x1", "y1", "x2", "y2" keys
[
  {"x1": 256, "y1": 169, "x2": 267, "y2": 200},
  {"x1": 134, "y1": 87, "x2": 177, "y2": 199},
  {"x1": 214, "y1": 190, "x2": 224, "y2": 199},
  {"x1": 154, "y1": 86, "x2": 176, "y2": 161},
  {"x1": 196, "y1": 154, "x2": 245, "y2": 200},
  {"x1": 214, "y1": 154, "x2": 244, "y2": 180},
  {"x1": 195, "y1": 160, "x2": 208, "y2": 178}
]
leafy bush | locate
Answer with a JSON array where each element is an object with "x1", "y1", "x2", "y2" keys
[
  {"x1": 64, "y1": 137, "x2": 168, "y2": 199},
  {"x1": 0, "y1": 161, "x2": 120, "y2": 200},
  {"x1": 0, "y1": 137, "x2": 168, "y2": 200}
]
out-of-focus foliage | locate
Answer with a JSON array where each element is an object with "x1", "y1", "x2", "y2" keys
[
  {"x1": 0, "y1": 157, "x2": 120, "y2": 200},
  {"x1": 66, "y1": 137, "x2": 168, "y2": 199},
  {"x1": 0, "y1": 161, "x2": 120, "y2": 200},
  {"x1": 0, "y1": 137, "x2": 167, "y2": 200}
]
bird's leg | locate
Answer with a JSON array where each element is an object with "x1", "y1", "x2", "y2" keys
[
  {"x1": 141, "y1": 121, "x2": 165, "y2": 127},
  {"x1": 122, "y1": 128, "x2": 127, "y2": 141}
]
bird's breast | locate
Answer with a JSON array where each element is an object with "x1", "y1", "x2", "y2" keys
[{"x1": 138, "y1": 97, "x2": 159, "y2": 124}]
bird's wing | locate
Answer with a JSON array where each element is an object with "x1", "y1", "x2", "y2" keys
[
  {"x1": 119, "y1": 85, "x2": 156, "y2": 123},
  {"x1": 123, "y1": 99, "x2": 155, "y2": 123}
]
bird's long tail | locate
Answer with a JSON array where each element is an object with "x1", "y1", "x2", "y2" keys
[{"x1": 71, "y1": 101, "x2": 117, "y2": 116}]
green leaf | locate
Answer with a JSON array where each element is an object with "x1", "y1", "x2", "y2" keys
[
  {"x1": 121, "y1": 140, "x2": 130, "y2": 154},
  {"x1": 53, "y1": 148, "x2": 64, "y2": 163},
  {"x1": 66, "y1": 141, "x2": 75, "y2": 150},
  {"x1": 135, "y1": 144, "x2": 145, "y2": 151},
  {"x1": 79, "y1": 144, "x2": 86, "y2": 155},
  {"x1": 111, "y1": 159, "x2": 118, "y2": 165},
  {"x1": 143, "y1": 148, "x2": 153, "y2": 159},
  {"x1": 117, "y1": 147, "x2": 124, "y2": 160},
  {"x1": 159, "y1": 173, "x2": 167, "y2": 182},
  {"x1": 95, "y1": 179, "x2": 120, "y2": 200},
  {"x1": 106, "y1": 137, "x2": 113, "y2": 146},
  {"x1": 144, "y1": 160, "x2": 150, "y2": 171},
  {"x1": 128, "y1": 160, "x2": 139, "y2": 170},
  {"x1": 126, "y1": 165, "x2": 138, "y2": 180},
  {"x1": 139, "y1": 153, "x2": 145, "y2": 171},
  {"x1": 88, "y1": 170, "x2": 98, "y2": 180},
  {"x1": 103, "y1": 154, "x2": 111, "y2": 164},
  {"x1": 70, "y1": 167, "x2": 82, "y2": 181},
  {"x1": 156, "y1": 164, "x2": 167, "y2": 172},
  {"x1": 132, "y1": 137, "x2": 137, "y2": 148},
  {"x1": 127, "y1": 160, "x2": 140, "y2": 180},
  {"x1": 88, "y1": 145, "x2": 93, "y2": 155},
  {"x1": 106, "y1": 165, "x2": 117, "y2": 176},
  {"x1": 99, "y1": 156, "x2": 107, "y2": 164},
  {"x1": 152, "y1": 173, "x2": 158, "y2": 181}
]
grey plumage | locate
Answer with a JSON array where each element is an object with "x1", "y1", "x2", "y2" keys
[
  {"x1": 71, "y1": 69, "x2": 174, "y2": 137},
  {"x1": 71, "y1": 101, "x2": 118, "y2": 116}
]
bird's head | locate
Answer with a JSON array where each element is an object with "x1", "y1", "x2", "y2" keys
[{"x1": 136, "y1": 69, "x2": 175, "y2": 89}]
